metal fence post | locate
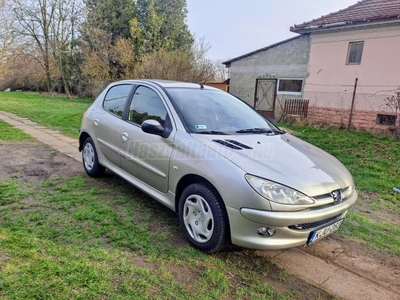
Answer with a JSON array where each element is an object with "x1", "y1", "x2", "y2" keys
[{"x1": 348, "y1": 78, "x2": 358, "y2": 130}]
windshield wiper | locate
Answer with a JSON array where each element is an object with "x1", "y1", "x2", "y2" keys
[
  {"x1": 195, "y1": 130, "x2": 228, "y2": 135},
  {"x1": 236, "y1": 128, "x2": 285, "y2": 135},
  {"x1": 236, "y1": 128, "x2": 273, "y2": 134}
]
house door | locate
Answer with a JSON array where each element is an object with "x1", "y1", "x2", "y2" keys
[{"x1": 254, "y1": 79, "x2": 277, "y2": 120}]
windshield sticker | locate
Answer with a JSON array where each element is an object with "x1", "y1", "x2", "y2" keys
[{"x1": 195, "y1": 125, "x2": 207, "y2": 130}]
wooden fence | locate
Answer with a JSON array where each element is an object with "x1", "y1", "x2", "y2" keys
[{"x1": 283, "y1": 99, "x2": 309, "y2": 119}]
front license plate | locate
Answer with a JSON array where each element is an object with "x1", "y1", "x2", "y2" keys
[{"x1": 308, "y1": 219, "x2": 343, "y2": 245}]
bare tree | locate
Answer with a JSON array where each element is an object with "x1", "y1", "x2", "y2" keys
[
  {"x1": 0, "y1": 0, "x2": 17, "y2": 78},
  {"x1": 50, "y1": 0, "x2": 83, "y2": 97},
  {"x1": 0, "y1": 0, "x2": 13, "y2": 53},
  {"x1": 11, "y1": 0, "x2": 82, "y2": 96},
  {"x1": 12, "y1": 0, "x2": 55, "y2": 91},
  {"x1": 212, "y1": 59, "x2": 229, "y2": 82},
  {"x1": 190, "y1": 38, "x2": 214, "y2": 83}
]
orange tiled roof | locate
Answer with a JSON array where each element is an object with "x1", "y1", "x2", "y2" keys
[{"x1": 291, "y1": 0, "x2": 400, "y2": 32}]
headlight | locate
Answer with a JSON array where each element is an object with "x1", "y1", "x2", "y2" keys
[{"x1": 245, "y1": 174, "x2": 315, "y2": 205}]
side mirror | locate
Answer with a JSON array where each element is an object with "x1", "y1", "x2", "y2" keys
[{"x1": 141, "y1": 119, "x2": 165, "y2": 137}]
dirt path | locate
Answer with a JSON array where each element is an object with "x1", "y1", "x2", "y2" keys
[
  {"x1": 1, "y1": 110, "x2": 399, "y2": 300},
  {"x1": 260, "y1": 238, "x2": 399, "y2": 299}
]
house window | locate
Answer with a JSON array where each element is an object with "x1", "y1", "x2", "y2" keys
[
  {"x1": 376, "y1": 114, "x2": 397, "y2": 126},
  {"x1": 277, "y1": 79, "x2": 303, "y2": 95},
  {"x1": 346, "y1": 42, "x2": 364, "y2": 65}
]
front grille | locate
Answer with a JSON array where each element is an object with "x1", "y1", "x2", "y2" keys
[
  {"x1": 288, "y1": 214, "x2": 342, "y2": 231},
  {"x1": 313, "y1": 185, "x2": 353, "y2": 205}
]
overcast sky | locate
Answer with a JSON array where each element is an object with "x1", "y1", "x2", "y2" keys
[{"x1": 186, "y1": 0, "x2": 358, "y2": 61}]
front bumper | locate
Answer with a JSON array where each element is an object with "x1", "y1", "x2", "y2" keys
[{"x1": 227, "y1": 190, "x2": 357, "y2": 250}]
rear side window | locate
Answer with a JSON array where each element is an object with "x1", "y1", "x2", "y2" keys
[
  {"x1": 103, "y1": 84, "x2": 132, "y2": 118},
  {"x1": 128, "y1": 86, "x2": 167, "y2": 126}
]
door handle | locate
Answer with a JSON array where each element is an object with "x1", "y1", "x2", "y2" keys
[
  {"x1": 94, "y1": 118, "x2": 99, "y2": 126},
  {"x1": 122, "y1": 131, "x2": 129, "y2": 141}
]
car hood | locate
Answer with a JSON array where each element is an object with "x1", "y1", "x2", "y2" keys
[{"x1": 192, "y1": 133, "x2": 353, "y2": 197}]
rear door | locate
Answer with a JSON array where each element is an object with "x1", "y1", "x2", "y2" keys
[
  {"x1": 93, "y1": 84, "x2": 133, "y2": 168},
  {"x1": 120, "y1": 85, "x2": 175, "y2": 193}
]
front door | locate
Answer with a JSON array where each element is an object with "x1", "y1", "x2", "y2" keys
[
  {"x1": 254, "y1": 79, "x2": 277, "y2": 120},
  {"x1": 120, "y1": 85, "x2": 174, "y2": 193}
]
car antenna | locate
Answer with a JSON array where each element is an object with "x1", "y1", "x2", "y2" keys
[{"x1": 199, "y1": 83, "x2": 204, "y2": 90}]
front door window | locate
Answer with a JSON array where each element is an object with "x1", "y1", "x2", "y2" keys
[{"x1": 128, "y1": 86, "x2": 167, "y2": 126}]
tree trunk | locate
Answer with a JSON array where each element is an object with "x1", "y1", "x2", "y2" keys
[
  {"x1": 44, "y1": 54, "x2": 52, "y2": 92},
  {"x1": 61, "y1": 71, "x2": 71, "y2": 99},
  {"x1": 54, "y1": 51, "x2": 71, "y2": 99}
]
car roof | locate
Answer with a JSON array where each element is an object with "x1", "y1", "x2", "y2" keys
[{"x1": 115, "y1": 79, "x2": 219, "y2": 90}]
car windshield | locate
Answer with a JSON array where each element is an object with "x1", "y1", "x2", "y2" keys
[{"x1": 166, "y1": 88, "x2": 282, "y2": 135}]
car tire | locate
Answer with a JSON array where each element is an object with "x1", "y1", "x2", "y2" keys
[
  {"x1": 179, "y1": 183, "x2": 229, "y2": 253},
  {"x1": 82, "y1": 137, "x2": 105, "y2": 177}
]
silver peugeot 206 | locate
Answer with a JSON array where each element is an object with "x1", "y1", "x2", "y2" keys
[{"x1": 79, "y1": 79, "x2": 357, "y2": 253}]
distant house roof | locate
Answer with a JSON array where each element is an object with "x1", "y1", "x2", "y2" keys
[
  {"x1": 291, "y1": 0, "x2": 400, "y2": 33},
  {"x1": 222, "y1": 35, "x2": 303, "y2": 66}
]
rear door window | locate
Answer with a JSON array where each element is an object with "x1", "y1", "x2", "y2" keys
[{"x1": 103, "y1": 84, "x2": 132, "y2": 118}]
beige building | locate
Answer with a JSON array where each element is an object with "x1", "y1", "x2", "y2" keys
[{"x1": 291, "y1": 0, "x2": 400, "y2": 130}]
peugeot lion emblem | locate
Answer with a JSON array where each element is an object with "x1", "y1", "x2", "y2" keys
[{"x1": 331, "y1": 189, "x2": 343, "y2": 204}]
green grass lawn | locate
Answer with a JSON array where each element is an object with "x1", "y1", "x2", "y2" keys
[
  {"x1": 0, "y1": 173, "x2": 326, "y2": 299},
  {"x1": 0, "y1": 113, "x2": 330, "y2": 299},
  {"x1": 0, "y1": 92, "x2": 92, "y2": 138},
  {"x1": 0, "y1": 120, "x2": 32, "y2": 141}
]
